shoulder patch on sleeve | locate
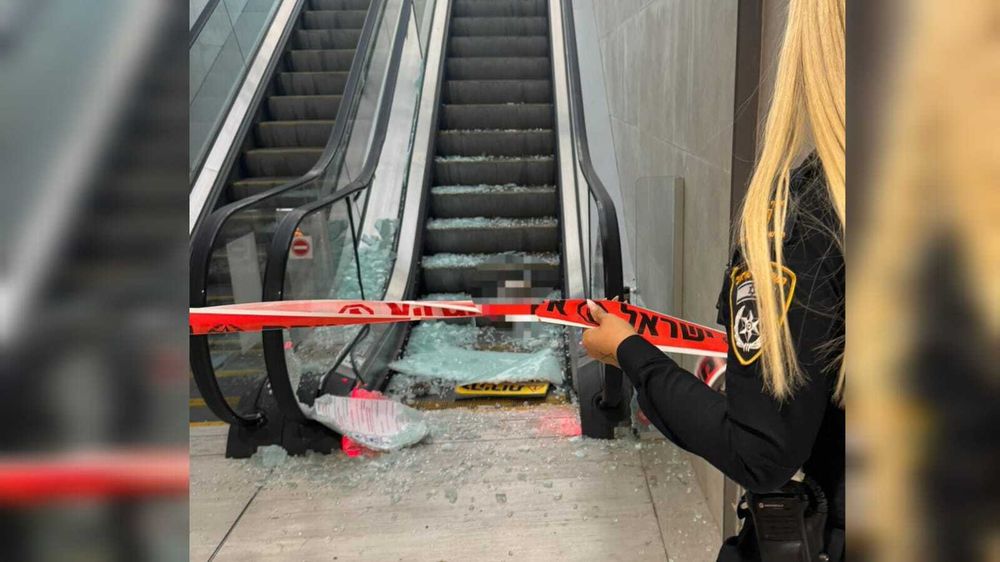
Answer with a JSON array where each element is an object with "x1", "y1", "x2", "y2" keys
[{"x1": 729, "y1": 263, "x2": 797, "y2": 366}]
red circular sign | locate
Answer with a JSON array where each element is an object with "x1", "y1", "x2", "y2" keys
[{"x1": 291, "y1": 237, "x2": 310, "y2": 257}]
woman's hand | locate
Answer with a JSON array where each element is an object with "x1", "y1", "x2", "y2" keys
[{"x1": 581, "y1": 300, "x2": 637, "y2": 368}]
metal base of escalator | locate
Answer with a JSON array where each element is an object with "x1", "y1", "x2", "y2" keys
[{"x1": 223, "y1": 370, "x2": 356, "y2": 458}]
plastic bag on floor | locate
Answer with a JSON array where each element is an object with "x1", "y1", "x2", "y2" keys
[{"x1": 307, "y1": 393, "x2": 429, "y2": 452}]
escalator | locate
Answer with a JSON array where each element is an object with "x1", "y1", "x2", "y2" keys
[
  {"x1": 189, "y1": 0, "x2": 410, "y2": 425},
  {"x1": 191, "y1": 0, "x2": 630, "y2": 455},
  {"x1": 386, "y1": 0, "x2": 566, "y2": 405}
]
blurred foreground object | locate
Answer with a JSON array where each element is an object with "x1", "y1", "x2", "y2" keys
[
  {"x1": 850, "y1": 0, "x2": 999, "y2": 560},
  {"x1": 0, "y1": 0, "x2": 188, "y2": 559},
  {"x1": 0, "y1": 449, "x2": 187, "y2": 506}
]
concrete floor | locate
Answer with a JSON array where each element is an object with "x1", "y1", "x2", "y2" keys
[{"x1": 190, "y1": 404, "x2": 720, "y2": 561}]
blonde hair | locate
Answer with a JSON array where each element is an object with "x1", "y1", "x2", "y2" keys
[
  {"x1": 738, "y1": 0, "x2": 845, "y2": 402},
  {"x1": 852, "y1": 0, "x2": 999, "y2": 559}
]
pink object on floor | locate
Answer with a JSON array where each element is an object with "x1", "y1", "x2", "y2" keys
[{"x1": 341, "y1": 387, "x2": 383, "y2": 458}]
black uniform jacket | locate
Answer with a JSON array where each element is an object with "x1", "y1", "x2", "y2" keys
[{"x1": 616, "y1": 158, "x2": 845, "y2": 504}]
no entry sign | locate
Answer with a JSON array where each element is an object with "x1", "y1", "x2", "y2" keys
[{"x1": 290, "y1": 235, "x2": 313, "y2": 259}]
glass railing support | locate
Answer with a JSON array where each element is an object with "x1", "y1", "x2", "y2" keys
[
  {"x1": 560, "y1": 0, "x2": 630, "y2": 432},
  {"x1": 260, "y1": 0, "x2": 412, "y2": 427},
  {"x1": 189, "y1": 0, "x2": 395, "y2": 439}
]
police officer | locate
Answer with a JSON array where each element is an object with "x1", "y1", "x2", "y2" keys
[{"x1": 581, "y1": 2, "x2": 845, "y2": 559}]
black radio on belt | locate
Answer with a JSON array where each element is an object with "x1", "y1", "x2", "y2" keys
[{"x1": 747, "y1": 478, "x2": 829, "y2": 562}]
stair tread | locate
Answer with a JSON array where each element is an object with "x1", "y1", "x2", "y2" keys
[
  {"x1": 289, "y1": 48, "x2": 357, "y2": 54},
  {"x1": 447, "y1": 56, "x2": 549, "y2": 62},
  {"x1": 422, "y1": 252, "x2": 561, "y2": 268},
  {"x1": 447, "y1": 36, "x2": 549, "y2": 58},
  {"x1": 439, "y1": 128, "x2": 550, "y2": 133},
  {"x1": 446, "y1": 57, "x2": 550, "y2": 79},
  {"x1": 450, "y1": 16, "x2": 549, "y2": 37},
  {"x1": 445, "y1": 78, "x2": 550, "y2": 83},
  {"x1": 304, "y1": 9, "x2": 369, "y2": 14},
  {"x1": 442, "y1": 79, "x2": 553, "y2": 104},
  {"x1": 431, "y1": 184, "x2": 556, "y2": 193},
  {"x1": 302, "y1": 10, "x2": 369, "y2": 29},
  {"x1": 452, "y1": 16, "x2": 548, "y2": 22},
  {"x1": 427, "y1": 217, "x2": 557, "y2": 229},
  {"x1": 259, "y1": 119, "x2": 338, "y2": 126},
  {"x1": 442, "y1": 102, "x2": 552, "y2": 108},
  {"x1": 232, "y1": 176, "x2": 299, "y2": 185},
  {"x1": 268, "y1": 94, "x2": 344, "y2": 100},
  {"x1": 287, "y1": 49, "x2": 357, "y2": 71},
  {"x1": 279, "y1": 70, "x2": 350, "y2": 76},
  {"x1": 452, "y1": 0, "x2": 548, "y2": 17},
  {"x1": 440, "y1": 103, "x2": 554, "y2": 129},
  {"x1": 434, "y1": 155, "x2": 553, "y2": 161},
  {"x1": 309, "y1": 0, "x2": 372, "y2": 9},
  {"x1": 246, "y1": 147, "x2": 325, "y2": 154},
  {"x1": 438, "y1": 128, "x2": 553, "y2": 135}
]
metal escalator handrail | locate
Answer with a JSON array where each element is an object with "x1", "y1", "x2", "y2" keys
[
  {"x1": 561, "y1": 0, "x2": 628, "y2": 410},
  {"x1": 259, "y1": 0, "x2": 413, "y2": 424},
  {"x1": 560, "y1": 0, "x2": 624, "y2": 300},
  {"x1": 189, "y1": 0, "x2": 391, "y2": 428}
]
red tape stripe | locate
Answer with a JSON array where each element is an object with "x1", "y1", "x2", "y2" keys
[
  {"x1": 0, "y1": 449, "x2": 188, "y2": 506},
  {"x1": 190, "y1": 299, "x2": 728, "y2": 358}
]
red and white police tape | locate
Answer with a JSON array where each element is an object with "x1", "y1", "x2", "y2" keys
[{"x1": 190, "y1": 299, "x2": 728, "y2": 358}]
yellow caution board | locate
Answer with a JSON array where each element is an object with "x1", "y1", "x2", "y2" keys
[{"x1": 455, "y1": 381, "x2": 550, "y2": 399}]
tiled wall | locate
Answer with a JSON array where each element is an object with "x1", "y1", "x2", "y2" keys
[{"x1": 589, "y1": 0, "x2": 739, "y2": 533}]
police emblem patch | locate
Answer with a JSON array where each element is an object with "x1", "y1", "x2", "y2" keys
[{"x1": 729, "y1": 264, "x2": 796, "y2": 365}]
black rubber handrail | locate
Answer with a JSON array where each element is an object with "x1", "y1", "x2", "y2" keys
[
  {"x1": 560, "y1": 0, "x2": 626, "y2": 406},
  {"x1": 560, "y1": 0, "x2": 624, "y2": 301},
  {"x1": 259, "y1": 0, "x2": 413, "y2": 424},
  {"x1": 189, "y1": 0, "x2": 391, "y2": 428}
]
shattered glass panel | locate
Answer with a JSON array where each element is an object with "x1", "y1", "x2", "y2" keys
[{"x1": 388, "y1": 320, "x2": 565, "y2": 386}]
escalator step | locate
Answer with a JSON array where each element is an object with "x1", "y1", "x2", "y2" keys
[
  {"x1": 434, "y1": 156, "x2": 555, "y2": 185},
  {"x1": 206, "y1": 293, "x2": 238, "y2": 306},
  {"x1": 437, "y1": 129, "x2": 554, "y2": 157},
  {"x1": 223, "y1": 190, "x2": 317, "y2": 211},
  {"x1": 420, "y1": 252, "x2": 561, "y2": 294},
  {"x1": 288, "y1": 49, "x2": 357, "y2": 72},
  {"x1": 223, "y1": 209, "x2": 283, "y2": 236},
  {"x1": 448, "y1": 36, "x2": 549, "y2": 57},
  {"x1": 267, "y1": 94, "x2": 342, "y2": 120},
  {"x1": 430, "y1": 185, "x2": 558, "y2": 219},
  {"x1": 256, "y1": 120, "x2": 336, "y2": 148},
  {"x1": 309, "y1": 0, "x2": 371, "y2": 10},
  {"x1": 244, "y1": 147, "x2": 324, "y2": 177},
  {"x1": 302, "y1": 10, "x2": 369, "y2": 30},
  {"x1": 450, "y1": 16, "x2": 548, "y2": 37},
  {"x1": 425, "y1": 217, "x2": 559, "y2": 253},
  {"x1": 294, "y1": 29, "x2": 363, "y2": 50},
  {"x1": 445, "y1": 57, "x2": 550, "y2": 80},
  {"x1": 278, "y1": 71, "x2": 349, "y2": 95},
  {"x1": 440, "y1": 103, "x2": 553, "y2": 129},
  {"x1": 452, "y1": 0, "x2": 547, "y2": 18},
  {"x1": 207, "y1": 245, "x2": 269, "y2": 284},
  {"x1": 202, "y1": 208, "x2": 289, "y2": 240},
  {"x1": 442, "y1": 79, "x2": 551, "y2": 104},
  {"x1": 229, "y1": 176, "x2": 298, "y2": 199}
]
